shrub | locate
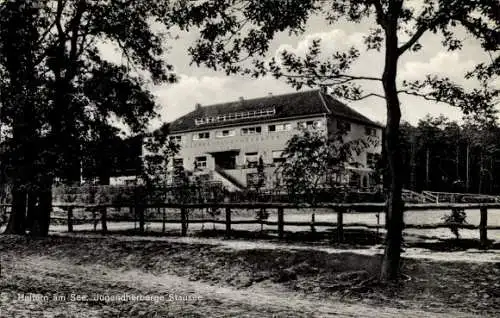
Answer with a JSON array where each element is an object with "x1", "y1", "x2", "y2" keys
[{"x1": 442, "y1": 208, "x2": 467, "y2": 239}]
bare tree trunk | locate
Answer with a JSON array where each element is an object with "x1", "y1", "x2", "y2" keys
[
  {"x1": 25, "y1": 191, "x2": 37, "y2": 232},
  {"x1": 4, "y1": 185, "x2": 27, "y2": 234},
  {"x1": 380, "y1": 17, "x2": 404, "y2": 282},
  {"x1": 30, "y1": 189, "x2": 52, "y2": 236}
]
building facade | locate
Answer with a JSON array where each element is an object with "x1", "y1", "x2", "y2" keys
[{"x1": 148, "y1": 90, "x2": 383, "y2": 191}]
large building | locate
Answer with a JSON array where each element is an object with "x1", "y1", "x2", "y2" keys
[{"x1": 153, "y1": 89, "x2": 383, "y2": 191}]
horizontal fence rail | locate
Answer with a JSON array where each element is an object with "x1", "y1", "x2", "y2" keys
[
  {"x1": 0, "y1": 201, "x2": 498, "y2": 210},
  {"x1": 0, "y1": 202, "x2": 498, "y2": 247}
]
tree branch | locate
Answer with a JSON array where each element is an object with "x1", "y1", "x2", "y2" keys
[
  {"x1": 350, "y1": 92, "x2": 386, "y2": 101},
  {"x1": 397, "y1": 89, "x2": 440, "y2": 102},
  {"x1": 397, "y1": 24, "x2": 428, "y2": 56},
  {"x1": 65, "y1": 0, "x2": 87, "y2": 82},
  {"x1": 275, "y1": 71, "x2": 382, "y2": 82},
  {"x1": 369, "y1": 0, "x2": 386, "y2": 27}
]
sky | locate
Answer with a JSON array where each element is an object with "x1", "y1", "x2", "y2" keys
[{"x1": 100, "y1": 3, "x2": 497, "y2": 131}]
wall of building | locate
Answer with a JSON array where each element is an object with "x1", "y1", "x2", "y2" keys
[
  {"x1": 142, "y1": 114, "x2": 383, "y2": 188},
  {"x1": 169, "y1": 115, "x2": 328, "y2": 171},
  {"x1": 327, "y1": 117, "x2": 383, "y2": 168}
]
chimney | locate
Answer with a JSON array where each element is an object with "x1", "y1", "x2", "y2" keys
[
  {"x1": 195, "y1": 103, "x2": 201, "y2": 110},
  {"x1": 239, "y1": 96, "x2": 244, "y2": 102},
  {"x1": 268, "y1": 92, "x2": 273, "y2": 96}
]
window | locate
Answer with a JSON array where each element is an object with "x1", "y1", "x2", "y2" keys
[
  {"x1": 272, "y1": 150, "x2": 286, "y2": 164},
  {"x1": 337, "y1": 120, "x2": 351, "y2": 132},
  {"x1": 298, "y1": 120, "x2": 322, "y2": 130},
  {"x1": 241, "y1": 126, "x2": 262, "y2": 135},
  {"x1": 195, "y1": 156, "x2": 207, "y2": 169},
  {"x1": 245, "y1": 152, "x2": 259, "y2": 167},
  {"x1": 194, "y1": 108, "x2": 276, "y2": 126},
  {"x1": 269, "y1": 123, "x2": 292, "y2": 132},
  {"x1": 313, "y1": 120, "x2": 323, "y2": 128},
  {"x1": 367, "y1": 153, "x2": 379, "y2": 168},
  {"x1": 173, "y1": 158, "x2": 184, "y2": 168},
  {"x1": 169, "y1": 135, "x2": 182, "y2": 143},
  {"x1": 365, "y1": 127, "x2": 377, "y2": 136},
  {"x1": 216, "y1": 129, "x2": 236, "y2": 138},
  {"x1": 193, "y1": 132, "x2": 210, "y2": 140}
]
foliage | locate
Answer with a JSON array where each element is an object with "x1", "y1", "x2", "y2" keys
[
  {"x1": 277, "y1": 128, "x2": 376, "y2": 205},
  {"x1": 142, "y1": 123, "x2": 180, "y2": 188},
  {"x1": 255, "y1": 156, "x2": 266, "y2": 193},
  {"x1": 0, "y1": 0, "x2": 179, "y2": 234},
  {"x1": 396, "y1": 116, "x2": 500, "y2": 194},
  {"x1": 442, "y1": 208, "x2": 467, "y2": 239},
  {"x1": 167, "y1": 0, "x2": 498, "y2": 117}
]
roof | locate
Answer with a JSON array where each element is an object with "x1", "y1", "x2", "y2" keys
[{"x1": 169, "y1": 90, "x2": 383, "y2": 133}]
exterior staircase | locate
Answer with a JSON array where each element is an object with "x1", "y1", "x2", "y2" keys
[{"x1": 213, "y1": 165, "x2": 245, "y2": 192}]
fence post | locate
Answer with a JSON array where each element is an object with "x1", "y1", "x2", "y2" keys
[
  {"x1": 480, "y1": 206, "x2": 488, "y2": 248},
  {"x1": 93, "y1": 209, "x2": 98, "y2": 232},
  {"x1": 138, "y1": 204, "x2": 145, "y2": 233},
  {"x1": 337, "y1": 208, "x2": 344, "y2": 243},
  {"x1": 181, "y1": 207, "x2": 187, "y2": 236},
  {"x1": 101, "y1": 207, "x2": 107, "y2": 234},
  {"x1": 225, "y1": 207, "x2": 231, "y2": 238},
  {"x1": 67, "y1": 207, "x2": 73, "y2": 233},
  {"x1": 134, "y1": 187, "x2": 145, "y2": 233},
  {"x1": 277, "y1": 207, "x2": 284, "y2": 239},
  {"x1": 162, "y1": 208, "x2": 166, "y2": 233},
  {"x1": 310, "y1": 213, "x2": 316, "y2": 234}
]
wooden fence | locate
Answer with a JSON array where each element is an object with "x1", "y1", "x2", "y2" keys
[{"x1": 1, "y1": 202, "x2": 494, "y2": 246}]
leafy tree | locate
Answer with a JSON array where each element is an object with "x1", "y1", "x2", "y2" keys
[
  {"x1": 255, "y1": 156, "x2": 266, "y2": 194},
  {"x1": 397, "y1": 117, "x2": 500, "y2": 195},
  {"x1": 0, "y1": 0, "x2": 50, "y2": 235},
  {"x1": 278, "y1": 128, "x2": 374, "y2": 205},
  {"x1": 142, "y1": 124, "x2": 180, "y2": 188},
  {"x1": 0, "y1": 0, "x2": 177, "y2": 235},
  {"x1": 168, "y1": 0, "x2": 499, "y2": 280},
  {"x1": 254, "y1": 156, "x2": 268, "y2": 231}
]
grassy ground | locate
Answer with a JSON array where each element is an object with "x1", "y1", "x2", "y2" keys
[{"x1": 1, "y1": 234, "x2": 499, "y2": 317}]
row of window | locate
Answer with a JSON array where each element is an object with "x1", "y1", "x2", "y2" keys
[
  {"x1": 337, "y1": 121, "x2": 377, "y2": 137},
  {"x1": 171, "y1": 121, "x2": 377, "y2": 142},
  {"x1": 174, "y1": 151, "x2": 378, "y2": 169},
  {"x1": 173, "y1": 150, "x2": 286, "y2": 170},
  {"x1": 173, "y1": 156, "x2": 208, "y2": 169},
  {"x1": 194, "y1": 108, "x2": 276, "y2": 126},
  {"x1": 172, "y1": 120, "x2": 324, "y2": 142}
]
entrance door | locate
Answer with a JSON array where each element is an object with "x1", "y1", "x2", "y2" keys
[{"x1": 213, "y1": 151, "x2": 237, "y2": 169}]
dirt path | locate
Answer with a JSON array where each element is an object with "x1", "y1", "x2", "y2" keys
[
  {"x1": 54, "y1": 231, "x2": 500, "y2": 263},
  {"x1": 1, "y1": 254, "x2": 483, "y2": 318}
]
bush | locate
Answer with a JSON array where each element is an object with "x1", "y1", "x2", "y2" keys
[{"x1": 442, "y1": 208, "x2": 467, "y2": 239}]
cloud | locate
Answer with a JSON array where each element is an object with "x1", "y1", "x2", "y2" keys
[
  {"x1": 148, "y1": 29, "x2": 492, "y2": 131},
  {"x1": 399, "y1": 51, "x2": 476, "y2": 82},
  {"x1": 275, "y1": 29, "x2": 366, "y2": 59}
]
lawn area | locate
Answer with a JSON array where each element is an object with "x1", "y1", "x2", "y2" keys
[{"x1": 0, "y1": 234, "x2": 498, "y2": 317}]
